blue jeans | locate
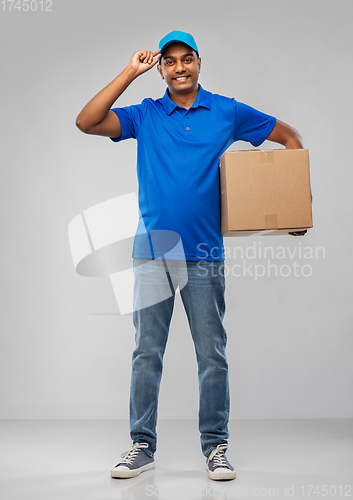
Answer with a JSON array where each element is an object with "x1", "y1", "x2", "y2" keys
[{"x1": 130, "y1": 258, "x2": 229, "y2": 458}]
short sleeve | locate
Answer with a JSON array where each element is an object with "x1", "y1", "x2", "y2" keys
[
  {"x1": 109, "y1": 101, "x2": 148, "y2": 142},
  {"x1": 234, "y1": 101, "x2": 276, "y2": 148}
]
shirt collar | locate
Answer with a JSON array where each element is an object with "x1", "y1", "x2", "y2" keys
[{"x1": 158, "y1": 84, "x2": 211, "y2": 115}]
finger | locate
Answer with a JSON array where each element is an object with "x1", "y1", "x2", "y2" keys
[
  {"x1": 150, "y1": 53, "x2": 161, "y2": 68},
  {"x1": 138, "y1": 50, "x2": 160, "y2": 65},
  {"x1": 148, "y1": 50, "x2": 154, "y2": 64},
  {"x1": 142, "y1": 51, "x2": 150, "y2": 63},
  {"x1": 153, "y1": 50, "x2": 161, "y2": 65},
  {"x1": 145, "y1": 49, "x2": 160, "y2": 65},
  {"x1": 138, "y1": 50, "x2": 147, "y2": 62}
]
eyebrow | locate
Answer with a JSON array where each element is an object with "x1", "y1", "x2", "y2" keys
[{"x1": 163, "y1": 53, "x2": 195, "y2": 60}]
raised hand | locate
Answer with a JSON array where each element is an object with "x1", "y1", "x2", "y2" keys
[{"x1": 128, "y1": 49, "x2": 161, "y2": 76}]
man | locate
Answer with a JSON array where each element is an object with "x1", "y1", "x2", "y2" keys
[{"x1": 76, "y1": 31, "x2": 305, "y2": 481}]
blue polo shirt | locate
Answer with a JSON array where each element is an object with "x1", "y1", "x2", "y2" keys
[{"x1": 110, "y1": 84, "x2": 276, "y2": 261}]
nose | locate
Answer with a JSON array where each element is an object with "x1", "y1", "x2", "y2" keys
[{"x1": 175, "y1": 60, "x2": 186, "y2": 73}]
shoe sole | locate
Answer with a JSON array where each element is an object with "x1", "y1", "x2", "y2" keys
[
  {"x1": 206, "y1": 466, "x2": 236, "y2": 481},
  {"x1": 111, "y1": 461, "x2": 155, "y2": 479}
]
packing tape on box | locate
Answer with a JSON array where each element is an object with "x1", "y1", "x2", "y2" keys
[
  {"x1": 260, "y1": 150, "x2": 275, "y2": 163},
  {"x1": 265, "y1": 213, "x2": 278, "y2": 229}
]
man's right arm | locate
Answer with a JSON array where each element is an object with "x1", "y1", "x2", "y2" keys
[{"x1": 75, "y1": 49, "x2": 161, "y2": 139}]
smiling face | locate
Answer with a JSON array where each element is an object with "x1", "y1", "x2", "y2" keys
[{"x1": 157, "y1": 42, "x2": 201, "y2": 97}]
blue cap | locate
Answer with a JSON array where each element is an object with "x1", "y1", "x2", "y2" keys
[{"x1": 159, "y1": 30, "x2": 199, "y2": 57}]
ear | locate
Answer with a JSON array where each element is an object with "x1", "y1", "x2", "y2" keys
[
  {"x1": 157, "y1": 63, "x2": 164, "y2": 79},
  {"x1": 198, "y1": 57, "x2": 201, "y2": 72}
]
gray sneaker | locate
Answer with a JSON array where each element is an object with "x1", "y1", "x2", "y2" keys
[
  {"x1": 206, "y1": 444, "x2": 236, "y2": 481},
  {"x1": 111, "y1": 442, "x2": 155, "y2": 479}
]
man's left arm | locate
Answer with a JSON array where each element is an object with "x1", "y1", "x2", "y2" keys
[
  {"x1": 266, "y1": 119, "x2": 307, "y2": 236},
  {"x1": 267, "y1": 118, "x2": 304, "y2": 149}
]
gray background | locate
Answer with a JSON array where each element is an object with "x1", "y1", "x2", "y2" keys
[{"x1": 1, "y1": 0, "x2": 352, "y2": 419}]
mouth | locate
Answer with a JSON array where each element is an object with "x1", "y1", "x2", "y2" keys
[{"x1": 173, "y1": 76, "x2": 190, "y2": 82}]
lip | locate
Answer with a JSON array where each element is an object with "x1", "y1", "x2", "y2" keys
[{"x1": 173, "y1": 76, "x2": 190, "y2": 81}]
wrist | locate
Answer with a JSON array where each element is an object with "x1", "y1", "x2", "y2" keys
[
  {"x1": 285, "y1": 133, "x2": 304, "y2": 149},
  {"x1": 122, "y1": 64, "x2": 140, "y2": 82}
]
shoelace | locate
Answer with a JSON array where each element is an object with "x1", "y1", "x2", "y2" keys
[
  {"x1": 208, "y1": 444, "x2": 228, "y2": 468},
  {"x1": 120, "y1": 442, "x2": 149, "y2": 465}
]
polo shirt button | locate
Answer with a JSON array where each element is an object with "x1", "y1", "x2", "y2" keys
[
  {"x1": 185, "y1": 115, "x2": 189, "y2": 119},
  {"x1": 186, "y1": 127, "x2": 190, "y2": 131}
]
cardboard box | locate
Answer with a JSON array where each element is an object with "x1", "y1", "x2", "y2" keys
[{"x1": 219, "y1": 148, "x2": 313, "y2": 236}]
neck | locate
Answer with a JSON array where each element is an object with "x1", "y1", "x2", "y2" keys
[{"x1": 167, "y1": 85, "x2": 199, "y2": 109}]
